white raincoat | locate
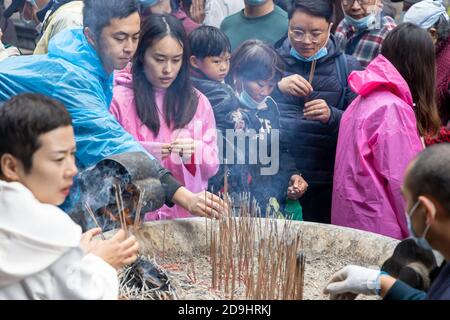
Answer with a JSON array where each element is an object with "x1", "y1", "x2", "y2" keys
[{"x1": 0, "y1": 181, "x2": 118, "y2": 299}]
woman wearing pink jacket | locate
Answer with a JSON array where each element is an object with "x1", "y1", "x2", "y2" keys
[
  {"x1": 332, "y1": 24, "x2": 441, "y2": 239},
  {"x1": 110, "y1": 14, "x2": 219, "y2": 221}
]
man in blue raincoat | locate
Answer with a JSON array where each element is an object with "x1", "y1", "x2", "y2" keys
[{"x1": 0, "y1": 0, "x2": 224, "y2": 220}]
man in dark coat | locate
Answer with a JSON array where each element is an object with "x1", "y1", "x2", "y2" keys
[{"x1": 272, "y1": 0, "x2": 361, "y2": 223}]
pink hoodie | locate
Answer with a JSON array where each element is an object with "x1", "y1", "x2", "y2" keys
[
  {"x1": 331, "y1": 55, "x2": 424, "y2": 240},
  {"x1": 110, "y1": 66, "x2": 219, "y2": 221}
]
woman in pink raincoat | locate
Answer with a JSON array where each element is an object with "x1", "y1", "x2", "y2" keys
[
  {"x1": 332, "y1": 23, "x2": 441, "y2": 239},
  {"x1": 110, "y1": 14, "x2": 219, "y2": 221}
]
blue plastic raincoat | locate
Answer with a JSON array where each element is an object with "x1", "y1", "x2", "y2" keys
[{"x1": 0, "y1": 27, "x2": 152, "y2": 169}]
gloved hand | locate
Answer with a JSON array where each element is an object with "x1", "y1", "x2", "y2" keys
[{"x1": 323, "y1": 265, "x2": 382, "y2": 300}]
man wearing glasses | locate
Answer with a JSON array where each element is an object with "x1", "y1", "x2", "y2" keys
[
  {"x1": 335, "y1": 0, "x2": 396, "y2": 68},
  {"x1": 272, "y1": 0, "x2": 361, "y2": 224}
]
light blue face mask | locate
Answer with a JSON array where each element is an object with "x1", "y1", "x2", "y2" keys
[
  {"x1": 238, "y1": 89, "x2": 261, "y2": 110},
  {"x1": 407, "y1": 200, "x2": 433, "y2": 252},
  {"x1": 290, "y1": 46, "x2": 328, "y2": 62},
  {"x1": 345, "y1": 13, "x2": 377, "y2": 30},
  {"x1": 139, "y1": 0, "x2": 160, "y2": 7},
  {"x1": 246, "y1": 0, "x2": 268, "y2": 6}
]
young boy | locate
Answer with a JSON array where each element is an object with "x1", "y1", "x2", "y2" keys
[
  {"x1": 189, "y1": 25, "x2": 242, "y2": 194},
  {"x1": 0, "y1": 94, "x2": 139, "y2": 299}
]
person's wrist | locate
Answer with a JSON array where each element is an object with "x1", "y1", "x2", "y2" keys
[
  {"x1": 374, "y1": 271, "x2": 390, "y2": 295},
  {"x1": 365, "y1": 269, "x2": 384, "y2": 295}
]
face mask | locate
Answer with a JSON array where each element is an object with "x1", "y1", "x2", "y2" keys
[
  {"x1": 238, "y1": 89, "x2": 260, "y2": 110},
  {"x1": 290, "y1": 46, "x2": 328, "y2": 62},
  {"x1": 407, "y1": 200, "x2": 433, "y2": 251},
  {"x1": 139, "y1": 0, "x2": 160, "y2": 7},
  {"x1": 345, "y1": 13, "x2": 377, "y2": 30},
  {"x1": 246, "y1": 0, "x2": 268, "y2": 6}
]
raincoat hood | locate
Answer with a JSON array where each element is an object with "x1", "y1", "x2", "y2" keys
[
  {"x1": 348, "y1": 54, "x2": 413, "y2": 106},
  {"x1": 0, "y1": 181, "x2": 81, "y2": 287},
  {"x1": 48, "y1": 27, "x2": 111, "y2": 82},
  {"x1": 114, "y1": 63, "x2": 133, "y2": 89}
]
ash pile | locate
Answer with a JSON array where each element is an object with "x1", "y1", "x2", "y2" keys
[{"x1": 119, "y1": 256, "x2": 177, "y2": 300}]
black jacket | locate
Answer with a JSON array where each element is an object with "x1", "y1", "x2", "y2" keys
[
  {"x1": 273, "y1": 35, "x2": 362, "y2": 186},
  {"x1": 191, "y1": 75, "x2": 240, "y2": 133}
]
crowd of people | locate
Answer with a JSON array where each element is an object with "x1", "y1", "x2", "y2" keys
[{"x1": 0, "y1": 0, "x2": 449, "y2": 300}]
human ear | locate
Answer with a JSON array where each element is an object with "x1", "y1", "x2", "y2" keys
[
  {"x1": 0, "y1": 154, "x2": 21, "y2": 182},
  {"x1": 83, "y1": 27, "x2": 97, "y2": 48},
  {"x1": 428, "y1": 28, "x2": 438, "y2": 43},
  {"x1": 189, "y1": 56, "x2": 200, "y2": 69},
  {"x1": 418, "y1": 195, "x2": 437, "y2": 225}
]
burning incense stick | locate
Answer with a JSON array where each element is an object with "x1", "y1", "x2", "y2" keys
[
  {"x1": 84, "y1": 203, "x2": 106, "y2": 240},
  {"x1": 134, "y1": 187, "x2": 145, "y2": 229}
]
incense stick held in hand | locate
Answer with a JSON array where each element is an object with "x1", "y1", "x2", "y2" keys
[
  {"x1": 84, "y1": 203, "x2": 106, "y2": 240},
  {"x1": 308, "y1": 59, "x2": 317, "y2": 84},
  {"x1": 305, "y1": 42, "x2": 319, "y2": 104}
]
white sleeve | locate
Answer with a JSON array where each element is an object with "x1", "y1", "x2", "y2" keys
[
  {"x1": 203, "y1": 0, "x2": 225, "y2": 28},
  {"x1": 49, "y1": 248, "x2": 119, "y2": 300}
]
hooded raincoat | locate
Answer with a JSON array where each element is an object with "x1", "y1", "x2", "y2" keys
[
  {"x1": 0, "y1": 28, "x2": 182, "y2": 213},
  {"x1": 0, "y1": 27, "x2": 150, "y2": 168},
  {"x1": 110, "y1": 67, "x2": 219, "y2": 220},
  {"x1": 331, "y1": 55, "x2": 424, "y2": 240},
  {"x1": 0, "y1": 181, "x2": 118, "y2": 299}
]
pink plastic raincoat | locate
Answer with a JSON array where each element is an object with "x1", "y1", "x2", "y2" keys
[
  {"x1": 110, "y1": 66, "x2": 219, "y2": 220},
  {"x1": 331, "y1": 55, "x2": 424, "y2": 240}
]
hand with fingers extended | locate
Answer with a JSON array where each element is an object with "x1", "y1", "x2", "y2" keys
[
  {"x1": 87, "y1": 229, "x2": 139, "y2": 270},
  {"x1": 278, "y1": 74, "x2": 313, "y2": 97},
  {"x1": 287, "y1": 174, "x2": 308, "y2": 200},
  {"x1": 187, "y1": 191, "x2": 228, "y2": 219},
  {"x1": 303, "y1": 99, "x2": 331, "y2": 123},
  {"x1": 323, "y1": 265, "x2": 382, "y2": 300}
]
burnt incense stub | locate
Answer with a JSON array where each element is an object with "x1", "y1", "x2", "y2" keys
[{"x1": 111, "y1": 218, "x2": 400, "y2": 300}]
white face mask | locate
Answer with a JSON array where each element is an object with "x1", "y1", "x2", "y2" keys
[{"x1": 407, "y1": 200, "x2": 433, "y2": 252}]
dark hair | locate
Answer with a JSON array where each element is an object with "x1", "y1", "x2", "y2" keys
[
  {"x1": 0, "y1": 94, "x2": 72, "y2": 175},
  {"x1": 189, "y1": 26, "x2": 231, "y2": 59},
  {"x1": 132, "y1": 13, "x2": 198, "y2": 135},
  {"x1": 381, "y1": 23, "x2": 441, "y2": 137},
  {"x1": 406, "y1": 144, "x2": 450, "y2": 214},
  {"x1": 433, "y1": 15, "x2": 450, "y2": 46},
  {"x1": 83, "y1": 0, "x2": 140, "y2": 41},
  {"x1": 288, "y1": 0, "x2": 333, "y2": 22},
  {"x1": 227, "y1": 39, "x2": 284, "y2": 87}
]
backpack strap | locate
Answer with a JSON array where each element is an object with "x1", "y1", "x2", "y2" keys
[{"x1": 335, "y1": 53, "x2": 349, "y2": 110}]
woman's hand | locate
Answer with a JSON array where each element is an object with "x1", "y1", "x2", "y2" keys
[
  {"x1": 140, "y1": 141, "x2": 172, "y2": 160},
  {"x1": 303, "y1": 99, "x2": 331, "y2": 123},
  {"x1": 278, "y1": 74, "x2": 313, "y2": 97},
  {"x1": 86, "y1": 229, "x2": 139, "y2": 270},
  {"x1": 172, "y1": 188, "x2": 228, "y2": 219},
  {"x1": 171, "y1": 138, "x2": 196, "y2": 160},
  {"x1": 287, "y1": 174, "x2": 308, "y2": 200}
]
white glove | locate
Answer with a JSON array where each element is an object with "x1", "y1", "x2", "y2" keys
[{"x1": 323, "y1": 265, "x2": 382, "y2": 300}]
